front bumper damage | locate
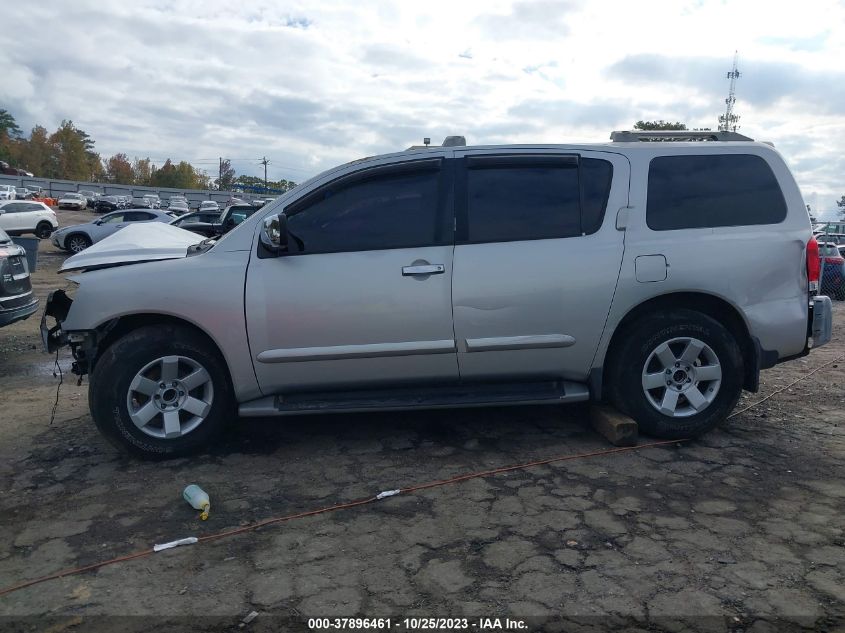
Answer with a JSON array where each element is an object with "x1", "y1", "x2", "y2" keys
[{"x1": 41, "y1": 289, "x2": 99, "y2": 377}]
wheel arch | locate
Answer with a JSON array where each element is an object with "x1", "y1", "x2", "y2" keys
[
  {"x1": 90, "y1": 314, "x2": 233, "y2": 387},
  {"x1": 599, "y1": 291, "x2": 758, "y2": 397},
  {"x1": 64, "y1": 231, "x2": 91, "y2": 248}
]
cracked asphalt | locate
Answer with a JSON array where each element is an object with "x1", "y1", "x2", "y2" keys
[{"x1": 0, "y1": 220, "x2": 843, "y2": 632}]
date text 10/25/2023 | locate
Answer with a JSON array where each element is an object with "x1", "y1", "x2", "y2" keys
[{"x1": 308, "y1": 617, "x2": 530, "y2": 630}]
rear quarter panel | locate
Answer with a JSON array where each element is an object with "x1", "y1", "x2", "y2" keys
[{"x1": 594, "y1": 143, "x2": 810, "y2": 368}]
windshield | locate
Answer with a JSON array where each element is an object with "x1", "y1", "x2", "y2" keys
[{"x1": 819, "y1": 244, "x2": 842, "y2": 257}]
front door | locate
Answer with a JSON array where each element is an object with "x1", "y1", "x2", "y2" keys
[
  {"x1": 245, "y1": 156, "x2": 458, "y2": 395},
  {"x1": 451, "y1": 149, "x2": 630, "y2": 382}
]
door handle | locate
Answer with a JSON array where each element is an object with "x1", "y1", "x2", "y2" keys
[{"x1": 402, "y1": 264, "x2": 445, "y2": 276}]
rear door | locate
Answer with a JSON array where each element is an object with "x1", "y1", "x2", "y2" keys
[{"x1": 451, "y1": 149, "x2": 629, "y2": 382}]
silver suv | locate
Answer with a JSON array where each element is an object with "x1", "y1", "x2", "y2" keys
[{"x1": 42, "y1": 131, "x2": 833, "y2": 458}]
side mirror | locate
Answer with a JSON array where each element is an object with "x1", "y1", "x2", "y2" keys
[{"x1": 259, "y1": 212, "x2": 288, "y2": 255}]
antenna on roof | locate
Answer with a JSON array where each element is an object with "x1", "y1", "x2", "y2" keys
[{"x1": 718, "y1": 51, "x2": 741, "y2": 132}]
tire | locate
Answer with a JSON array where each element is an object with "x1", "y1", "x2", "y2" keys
[
  {"x1": 89, "y1": 324, "x2": 234, "y2": 459},
  {"x1": 35, "y1": 222, "x2": 53, "y2": 239},
  {"x1": 608, "y1": 309, "x2": 744, "y2": 439},
  {"x1": 66, "y1": 233, "x2": 91, "y2": 253}
]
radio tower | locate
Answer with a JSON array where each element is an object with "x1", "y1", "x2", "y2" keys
[{"x1": 718, "y1": 51, "x2": 741, "y2": 132}]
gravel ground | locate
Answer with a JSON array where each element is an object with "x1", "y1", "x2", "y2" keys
[{"x1": 0, "y1": 212, "x2": 843, "y2": 632}]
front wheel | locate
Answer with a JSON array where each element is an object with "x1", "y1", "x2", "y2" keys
[
  {"x1": 66, "y1": 233, "x2": 91, "y2": 253},
  {"x1": 89, "y1": 324, "x2": 234, "y2": 458},
  {"x1": 608, "y1": 310, "x2": 744, "y2": 439}
]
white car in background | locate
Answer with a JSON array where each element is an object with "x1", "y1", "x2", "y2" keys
[
  {"x1": 0, "y1": 185, "x2": 16, "y2": 201},
  {"x1": 58, "y1": 193, "x2": 87, "y2": 210},
  {"x1": 198, "y1": 200, "x2": 220, "y2": 212},
  {"x1": 0, "y1": 200, "x2": 59, "y2": 238}
]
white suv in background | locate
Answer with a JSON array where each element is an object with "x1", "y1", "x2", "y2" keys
[
  {"x1": 0, "y1": 200, "x2": 59, "y2": 238},
  {"x1": 0, "y1": 185, "x2": 16, "y2": 201}
]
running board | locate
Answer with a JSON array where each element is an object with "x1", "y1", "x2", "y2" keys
[{"x1": 239, "y1": 380, "x2": 590, "y2": 417}]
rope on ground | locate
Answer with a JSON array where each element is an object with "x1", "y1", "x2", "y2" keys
[
  {"x1": 0, "y1": 439, "x2": 683, "y2": 598},
  {"x1": 728, "y1": 353, "x2": 845, "y2": 419},
  {"x1": 3, "y1": 352, "x2": 842, "y2": 598}
]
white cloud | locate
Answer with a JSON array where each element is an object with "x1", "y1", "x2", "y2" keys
[{"x1": 0, "y1": 0, "x2": 842, "y2": 212}]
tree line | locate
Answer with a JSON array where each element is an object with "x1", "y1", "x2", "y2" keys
[{"x1": 0, "y1": 108, "x2": 296, "y2": 192}]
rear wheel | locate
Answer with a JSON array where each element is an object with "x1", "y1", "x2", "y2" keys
[
  {"x1": 35, "y1": 222, "x2": 53, "y2": 239},
  {"x1": 89, "y1": 324, "x2": 234, "y2": 458},
  {"x1": 66, "y1": 233, "x2": 91, "y2": 253},
  {"x1": 609, "y1": 310, "x2": 744, "y2": 439}
]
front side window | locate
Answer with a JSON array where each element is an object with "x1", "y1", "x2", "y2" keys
[
  {"x1": 647, "y1": 154, "x2": 787, "y2": 230},
  {"x1": 1, "y1": 203, "x2": 25, "y2": 213},
  {"x1": 101, "y1": 213, "x2": 125, "y2": 224},
  {"x1": 463, "y1": 156, "x2": 613, "y2": 243},
  {"x1": 285, "y1": 166, "x2": 446, "y2": 254}
]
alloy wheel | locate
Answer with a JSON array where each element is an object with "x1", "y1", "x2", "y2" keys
[
  {"x1": 126, "y1": 355, "x2": 214, "y2": 439},
  {"x1": 641, "y1": 336, "x2": 722, "y2": 418}
]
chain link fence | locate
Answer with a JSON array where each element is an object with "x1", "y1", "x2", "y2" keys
[{"x1": 816, "y1": 228, "x2": 845, "y2": 300}]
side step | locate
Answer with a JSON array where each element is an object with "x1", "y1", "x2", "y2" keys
[{"x1": 239, "y1": 380, "x2": 590, "y2": 417}]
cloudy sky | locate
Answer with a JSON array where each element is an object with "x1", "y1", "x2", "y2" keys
[{"x1": 2, "y1": 0, "x2": 843, "y2": 215}]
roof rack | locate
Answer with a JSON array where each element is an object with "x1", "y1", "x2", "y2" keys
[{"x1": 610, "y1": 130, "x2": 753, "y2": 142}]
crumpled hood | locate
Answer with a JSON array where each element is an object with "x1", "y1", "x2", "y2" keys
[{"x1": 60, "y1": 223, "x2": 201, "y2": 272}]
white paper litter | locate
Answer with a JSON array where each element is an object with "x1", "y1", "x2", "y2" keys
[{"x1": 153, "y1": 536, "x2": 198, "y2": 552}]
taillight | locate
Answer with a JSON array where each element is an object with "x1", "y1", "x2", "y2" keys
[{"x1": 807, "y1": 237, "x2": 820, "y2": 292}]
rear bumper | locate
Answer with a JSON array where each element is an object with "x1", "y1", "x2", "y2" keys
[
  {"x1": 810, "y1": 295, "x2": 833, "y2": 348},
  {"x1": 0, "y1": 295, "x2": 38, "y2": 327}
]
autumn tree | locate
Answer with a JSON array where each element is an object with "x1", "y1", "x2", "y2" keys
[
  {"x1": 132, "y1": 157, "x2": 153, "y2": 185},
  {"x1": 104, "y1": 153, "x2": 134, "y2": 184}
]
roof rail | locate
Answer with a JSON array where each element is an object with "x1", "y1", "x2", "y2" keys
[{"x1": 610, "y1": 130, "x2": 753, "y2": 142}]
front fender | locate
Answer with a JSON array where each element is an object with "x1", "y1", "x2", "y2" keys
[{"x1": 59, "y1": 249, "x2": 260, "y2": 402}]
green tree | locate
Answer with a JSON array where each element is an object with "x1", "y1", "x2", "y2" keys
[
  {"x1": 218, "y1": 159, "x2": 236, "y2": 190},
  {"x1": 104, "y1": 153, "x2": 134, "y2": 184},
  {"x1": 49, "y1": 120, "x2": 94, "y2": 180},
  {"x1": 633, "y1": 120, "x2": 688, "y2": 131},
  {"x1": 837, "y1": 195, "x2": 845, "y2": 219},
  {"x1": 234, "y1": 174, "x2": 297, "y2": 193},
  {"x1": 18, "y1": 125, "x2": 59, "y2": 177},
  {"x1": 0, "y1": 109, "x2": 22, "y2": 163}
]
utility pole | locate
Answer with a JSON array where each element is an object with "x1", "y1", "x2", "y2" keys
[
  {"x1": 218, "y1": 157, "x2": 223, "y2": 191},
  {"x1": 718, "y1": 51, "x2": 741, "y2": 132},
  {"x1": 261, "y1": 156, "x2": 269, "y2": 193}
]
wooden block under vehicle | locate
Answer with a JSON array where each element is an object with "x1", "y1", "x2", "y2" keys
[{"x1": 590, "y1": 405, "x2": 639, "y2": 447}]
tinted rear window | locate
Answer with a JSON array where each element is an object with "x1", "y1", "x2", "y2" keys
[
  {"x1": 646, "y1": 154, "x2": 787, "y2": 230},
  {"x1": 464, "y1": 157, "x2": 612, "y2": 243}
]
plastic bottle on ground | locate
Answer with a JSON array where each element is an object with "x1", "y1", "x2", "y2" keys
[{"x1": 183, "y1": 484, "x2": 210, "y2": 520}]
